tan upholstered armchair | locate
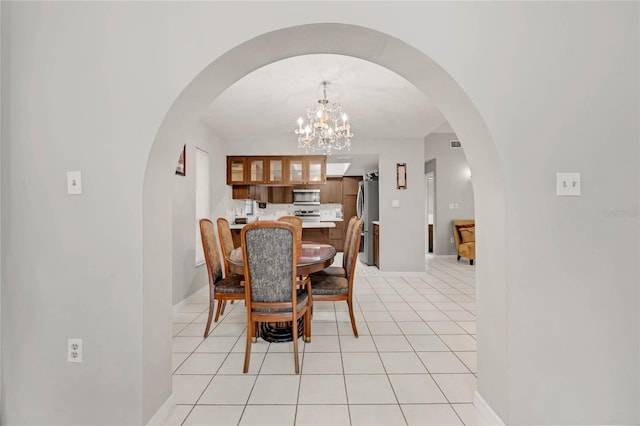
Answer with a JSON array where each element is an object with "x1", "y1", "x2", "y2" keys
[{"x1": 452, "y1": 219, "x2": 475, "y2": 265}]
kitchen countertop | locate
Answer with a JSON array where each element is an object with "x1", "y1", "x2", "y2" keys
[{"x1": 229, "y1": 221, "x2": 336, "y2": 230}]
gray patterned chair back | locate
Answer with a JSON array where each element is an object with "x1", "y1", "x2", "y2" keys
[
  {"x1": 345, "y1": 218, "x2": 362, "y2": 280},
  {"x1": 199, "y1": 219, "x2": 223, "y2": 285},
  {"x1": 243, "y1": 223, "x2": 296, "y2": 303}
]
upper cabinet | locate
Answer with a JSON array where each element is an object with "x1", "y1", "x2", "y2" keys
[
  {"x1": 286, "y1": 157, "x2": 305, "y2": 185},
  {"x1": 247, "y1": 157, "x2": 266, "y2": 184},
  {"x1": 267, "y1": 157, "x2": 285, "y2": 185},
  {"x1": 228, "y1": 155, "x2": 326, "y2": 186},
  {"x1": 286, "y1": 155, "x2": 326, "y2": 185},
  {"x1": 306, "y1": 156, "x2": 326, "y2": 184},
  {"x1": 227, "y1": 157, "x2": 247, "y2": 185}
]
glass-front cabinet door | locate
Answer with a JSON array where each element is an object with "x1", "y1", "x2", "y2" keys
[
  {"x1": 306, "y1": 156, "x2": 326, "y2": 184},
  {"x1": 286, "y1": 158, "x2": 305, "y2": 184},
  {"x1": 227, "y1": 157, "x2": 246, "y2": 185},
  {"x1": 267, "y1": 157, "x2": 285, "y2": 184},
  {"x1": 247, "y1": 157, "x2": 266, "y2": 184}
]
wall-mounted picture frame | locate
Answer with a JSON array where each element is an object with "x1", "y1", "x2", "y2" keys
[
  {"x1": 396, "y1": 163, "x2": 407, "y2": 189},
  {"x1": 175, "y1": 144, "x2": 186, "y2": 176}
]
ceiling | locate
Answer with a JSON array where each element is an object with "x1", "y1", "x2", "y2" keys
[{"x1": 203, "y1": 54, "x2": 452, "y2": 176}]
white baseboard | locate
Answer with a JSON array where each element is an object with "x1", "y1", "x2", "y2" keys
[
  {"x1": 173, "y1": 285, "x2": 208, "y2": 314},
  {"x1": 146, "y1": 394, "x2": 175, "y2": 426},
  {"x1": 473, "y1": 391, "x2": 505, "y2": 425},
  {"x1": 433, "y1": 254, "x2": 457, "y2": 258},
  {"x1": 378, "y1": 271, "x2": 429, "y2": 277}
]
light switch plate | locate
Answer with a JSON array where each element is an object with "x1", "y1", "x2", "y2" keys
[
  {"x1": 556, "y1": 172, "x2": 580, "y2": 196},
  {"x1": 67, "y1": 171, "x2": 82, "y2": 195},
  {"x1": 392, "y1": 200, "x2": 400, "y2": 208}
]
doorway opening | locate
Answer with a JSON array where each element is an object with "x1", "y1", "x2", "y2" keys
[
  {"x1": 425, "y1": 170, "x2": 435, "y2": 255},
  {"x1": 143, "y1": 23, "x2": 506, "y2": 422}
]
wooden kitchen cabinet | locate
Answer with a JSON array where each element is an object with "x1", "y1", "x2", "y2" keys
[
  {"x1": 231, "y1": 185, "x2": 268, "y2": 202},
  {"x1": 230, "y1": 229, "x2": 242, "y2": 248},
  {"x1": 306, "y1": 156, "x2": 326, "y2": 184},
  {"x1": 329, "y1": 221, "x2": 344, "y2": 251},
  {"x1": 321, "y1": 177, "x2": 343, "y2": 204},
  {"x1": 342, "y1": 176, "x2": 361, "y2": 196},
  {"x1": 232, "y1": 185, "x2": 250, "y2": 200},
  {"x1": 247, "y1": 157, "x2": 266, "y2": 184},
  {"x1": 268, "y1": 186, "x2": 293, "y2": 204},
  {"x1": 285, "y1": 155, "x2": 326, "y2": 184},
  {"x1": 373, "y1": 223, "x2": 380, "y2": 268},
  {"x1": 286, "y1": 157, "x2": 305, "y2": 184},
  {"x1": 267, "y1": 157, "x2": 285, "y2": 184},
  {"x1": 227, "y1": 157, "x2": 247, "y2": 185},
  {"x1": 302, "y1": 228, "x2": 329, "y2": 245},
  {"x1": 250, "y1": 185, "x2": 268, "y2": 202},
  {"x1": 342, "y1": 176, "x2": 361, "y2": 226},
  {"x1": 228, "y1": 155, "x2": 326, "y2": 186}
]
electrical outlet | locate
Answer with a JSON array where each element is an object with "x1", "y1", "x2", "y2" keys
[
  {"x1": 451, "y1": 237, "x2": 454, "y2": 243},
  {"x1": 67, "y1": 338, "x2": 83, "y2": 363}
]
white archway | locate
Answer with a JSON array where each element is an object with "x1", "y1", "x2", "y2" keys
[{"x1": 143, "y1": 23, "x2": 507, "y2": 421}]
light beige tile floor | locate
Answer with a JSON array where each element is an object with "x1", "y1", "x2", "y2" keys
[{"x1": 162, "y1": 255, "x2": 491, "y2": 425}]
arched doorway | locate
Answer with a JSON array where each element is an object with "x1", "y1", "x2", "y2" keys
[{"x1": 143, "y1": 23, "x2": 506, "y2": 421}]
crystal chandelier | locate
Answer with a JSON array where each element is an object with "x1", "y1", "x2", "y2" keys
[{"x1": 294, "y1": 82, "x2": 353, "y2": 155}]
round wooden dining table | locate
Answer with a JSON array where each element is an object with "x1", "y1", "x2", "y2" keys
[
  {"x1": 226, "y1": 242, "x2": 337, "y2": 276},
  {"x1": 226, "y1": 241, "x2": 336, "y2": 343}
]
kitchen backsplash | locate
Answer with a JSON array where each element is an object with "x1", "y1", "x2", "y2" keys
[{"x1": 228, "y1": 200, "x2": 343, "y2": 222}]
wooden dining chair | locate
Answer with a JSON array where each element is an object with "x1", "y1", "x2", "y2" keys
[
  {"x1": 199, "y1": 219, "x2": 245, "y2": 337},
  {"x1": 277, "y1": 215, "x2": 302, "y2": 246},
  {"x1": 216, "y1": 217, "x2": 243, "y2": 314},
  {"x1": 311, "y1": 215, "x2": 358, "y2": 278},
  {"x1": 277, "y1": 215, "x2": 308, "y2": 285},
  {"x1": 309, "y1": 217, "x2": 362, "y2": 337},
  {"x1": 241, "y1": 221, "x2": 311, "y2": 373},
  {"x1": 216, "y1": 218, "x2": 242, "y2": 278}
]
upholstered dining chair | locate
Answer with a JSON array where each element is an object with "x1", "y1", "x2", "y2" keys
[
  {"x1": 216, "y1": 218, "x2": 242, "y2": 278},
  {"x1": 241, "y1": 221, "x2": 311, "y2": 374},
  {"x1": 199, "y1": 219, "x2": 245, "y2": 337},
  {"x1": 277, "y1": 215, "x2": 302, "y2": 246},
  {"x1": 309, "y1": 217, "x2": 362, "y2": 337},
  {"x1": 277, "y1": 215, "x2": 308, "y2": 285},
  {"x1": 311, "y1": 215, "x2": 358, "y2": 278}
]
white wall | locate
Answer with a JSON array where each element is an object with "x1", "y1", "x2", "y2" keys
[
  {"x1": 172, "y1": 122, "x2": 227, "y2": 305},
  {"x1": 425, "y1": 133, "x2": 475, "y2": 256},
  {"x1": 1, "y1": 2, "x2": 638, "y2": 425}
]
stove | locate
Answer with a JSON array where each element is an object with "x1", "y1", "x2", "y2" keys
[{"x1": 294, "y1": 209, "x2": 321, "y2": 222}]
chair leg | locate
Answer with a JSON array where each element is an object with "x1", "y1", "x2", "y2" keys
[
  {"x1": 220, "y1": 300, "x2": 228, "y2": 316},
  {"x1": 457, "y1": 255, "x2": 461, "y2": 261},
  {"x1": 292, "y1": 315, "x2": 300, "y2": 374},
  {"x1": 470, "y1": 259, "x2": 474, "y2": 265},
  {"x1": 347, "y1": 300, "x2": 359, "y2": 338},
  {"x1": 304, "y1": 308, "x2": 311, "y2": 343},
  {"x1": 203, "y1": 299, "x2": 214, "y2": 338},
  {"x1": 243, "y1": 320, "x2": 253, "y2": 373},
  {"x1": 214, "y1": 299, "x2": 224, "y2": 322},
  {"x1": 252, "y1": 321, "x2": 259, "y2": 343}
]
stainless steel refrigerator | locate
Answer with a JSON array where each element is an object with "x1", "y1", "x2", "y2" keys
[{"x1": 356, "y1": 177, "x2": 379, "y2": 265}]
